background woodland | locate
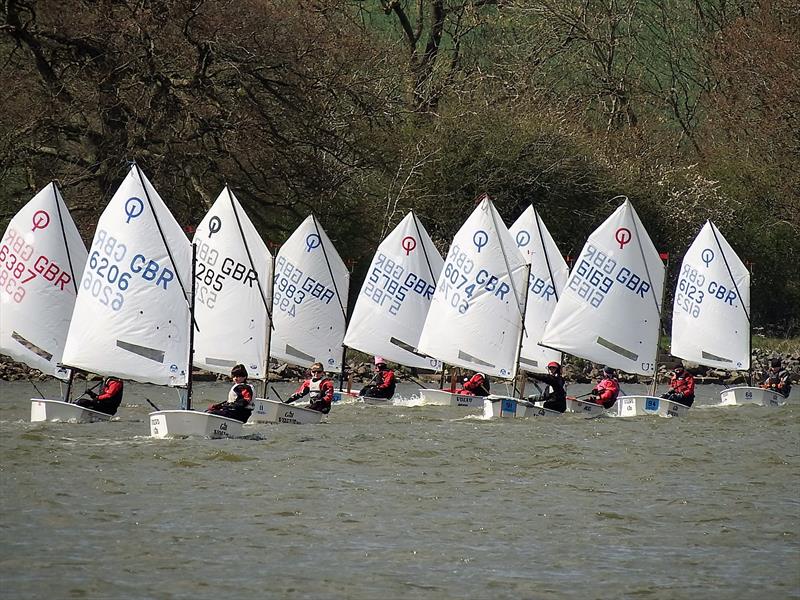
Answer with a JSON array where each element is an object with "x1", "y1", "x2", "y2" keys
[{"x1": 2, "y1": 0, "x2": 798, "y2": 332}]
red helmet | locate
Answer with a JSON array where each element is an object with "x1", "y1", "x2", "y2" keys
[{"x1": 547, "y1": 361, "x2": 560, "y2": 369}]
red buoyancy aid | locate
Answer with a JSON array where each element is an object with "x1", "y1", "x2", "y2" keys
[{"x1": 669, "y1": 372, "x2": 695, "y2": 396}]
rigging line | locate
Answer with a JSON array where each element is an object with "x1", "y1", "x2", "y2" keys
[
  {"x1": 311, "y1": 214, "x2": 348, "y2": 323},
  {"x1": 51, "y1": 182, "x2": 79, "y2": 296},
  {"x1": 533, "y1": 206, "x2": 560, "y2": 303},
  {"x1": 227, "y1": 185, "x2": 273, "y2": 327},
  {"x1": 132, "y1": 163, "x2": 191, "y2": 308},
  {"x1": 486, "y1": 199, "x2": 526, "y2": 324},
  {"x1": 709, "y1": 221, "x2": 750, "y2": 325},
  {"x1": 262, "y1": 252, "x2": 277, "y2": 398},
  {"x1": 411, "y1": 209, "x2": 437, "y2": 285}
]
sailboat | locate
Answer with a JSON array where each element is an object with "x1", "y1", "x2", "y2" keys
[
  {"x1": 671, "y1": 221, "x2": 778, "y2": 407},
  {"x1": 539, "y1": 198, "x2": 683, "y2": 418},
  {"x1": 186, "y1": 186, "x2": 311, "y2": 425},
  {"x1": 342, "y1": 211, "x2": 443, "y2": 403},
  {"x1": 0, "y1": 183, "x2": 94, "y2": 422},
  {"x1": 416, "y1": 196, "x2": 529, "y2": 410},
  {"x1": 58, "y1": 165, "x2": 240, "y2": 437},
  {"x1": 485, "y1": 204, "x2": 572, "y2": 418},
  {"x1": 256, "y1": 215, "x2": 349, "y2": 422}
]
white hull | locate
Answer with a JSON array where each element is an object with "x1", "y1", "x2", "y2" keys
[
  {"x1": 719, "y1": 386, "x2": 784, "y2": 407},
  {"x1": 611, "y1": 395, "x2": 690, "y2": 418},
  {"x1": 483, "y1": 396, "x2": 563, "y2": 419},
  {"x1": 30, "y1": 399, "x2": 112, "y2": 423},
  {"x1": 565, "y1": 397, "x2": 607, "y2": 417},
  {"x1": 149, "y1": 410, "x2": 244, "y2": 438},
  {"x1": 250, "y1": 398, "x2": 324, "y2": 424},
  {"x1": 417, "y1": 388, "x2": 485, "y2": 409}
]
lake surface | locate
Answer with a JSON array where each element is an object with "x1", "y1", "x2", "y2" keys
[{"x1": 1, "y1": 380, "x2": 798, "y2": 599}]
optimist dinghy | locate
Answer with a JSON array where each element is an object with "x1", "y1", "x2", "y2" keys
[
  {"x1": 486, "y1": 204, "x2": 570, "y2": 418},
  {"x1": 415, "y1": 196, "x2": 530, "y2": 414},
  {"x1": 252, "y1": 215, "x2": 348, "y2": 422},
  {"x1": 539, "y1": 199, "x2": 681, "y2": 418},
  {"x1": 670, "y1": 221, "x2": 779, "y2": 407},
  {"x1": 343, "y1": 211, "x2": 443, "y2": 404},
  {"x1": 60, "y1": 165, "x2": 241, "y2": 438},
  {"x1": 187, "y1": 187, "x2": 300, "y2": 426},
  {"x1": 0, "y1": 183, "x2": 98, "y2": 422}
]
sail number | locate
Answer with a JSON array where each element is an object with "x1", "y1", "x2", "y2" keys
[
  {"x1": 193, "y1": 240, "x2": 261, "y2": 310},
  {"x1": 363, "y1": 252, "x2": 435, "y2": 316},
  {"x1": 0, "y1": 227, "x2": 75, "y2": 304},
  {"x1": 438, "y1": 244, "x2": 513, "y2": 314},
  {"x1": 676, "y1": 262, "x2": 737, "y2": 319},
  {"x1": 567, "y1": 244, "x2": 651, "y2": 308},
  {"x1": 272, "y1": 255, "x2": 336, "y2": 318},
  {"x1": 85, "y1": 229, "x2": 132, "y2": 311}
]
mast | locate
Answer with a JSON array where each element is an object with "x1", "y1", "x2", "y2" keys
[
  {"x1": 512, "y1": 264, "x2": 532, "y2": 398},
  {"x1": 649, "y1": 252, "x2": 670, "y2": 396},
  {"x1": 263, "y1": 251, "x2": 276, "y2": 398},
  {"x1": 186, "y1": 243, "x2": 197, "y2": 410}
]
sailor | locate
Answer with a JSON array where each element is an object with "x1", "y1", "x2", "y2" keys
[
  {"x1": 206, "y1": 363, "x2": 255, "y2": 423},
  {"x1": 285, "y1": 362, "x2": 334, "y2": 413},
  {"x1": 662, "y1": 365, "x2": 695, "y2": 407},
  {"x1": 359, "y1": 356, "x2": 397, "y2": 399},
  {"x1": 762, "y1": 358, "x2": 792, "y2": 398},
  {"x1": 458, "y1": 371, "x2": 491, "y2": 396},
  {"x1": 587, "y1": 366, "x2": 620, "y2": 409},
  {"x1": 75, "y1": 376, "x2": 124, "y2": 415},
  {"x1": 528, "y1": 361, "x2": 567, "y2": 412}
]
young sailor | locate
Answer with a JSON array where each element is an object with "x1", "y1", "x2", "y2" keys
[
  {"x1": 762, "y1": 358, "x2": 792, "y2": 398},
  {"x1": 587, "y1": 366, "x2": 620, "y2": 409},
  {"x1": 458, "y1": 371, "x2": 491, "y2": 396},
  {"x1": 661, "y1": 365, "x2": 695, "y2": 407},
  {"x1": 285, "y1": 362, "x2": 334, "y2": 413},
  {"x1": 528, "y1": 361, "x2": 567, "y2": 412},
  {"x1": 75, "y1": 376, "x2": 124, "y2": 415},
  {"x1": 359, "y1": 356, "x2": 397, "y2": 399},
  {"x1": 206, "y1": 363, "x2": 255, "y2": 423}
]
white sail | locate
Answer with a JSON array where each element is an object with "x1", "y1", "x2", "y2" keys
[
  {"x1": 540, "y1": 199, "x2": 665, "y2": 375},
  {"x1": 270, "y1": 215, "x2": 349, "y2": 371},
  {"x1": 0, "y1": 183, "x2": 88, "y2": 379},
  {"x1": 62, "y1": 165, "x2": 192, "y2": 385},
  {"x1": 192, "y1": 187, "x2": 273, "y2": 379},
  {"x1": 417, "y1": 197, "x2": 528, "y2": 378},
  {"x1": 343, "y1": 211, "x2": 444, "y2": 370},
  {"x1": 671, "y1": 220, "x2": 750, "y2": 370},
  {"x1": 509, "y1": 205, "x2": 569, "y2": 374}
]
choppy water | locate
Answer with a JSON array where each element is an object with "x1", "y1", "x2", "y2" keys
[{"x1": 1, "y1": 379, "x2": 798, "y2": 599}]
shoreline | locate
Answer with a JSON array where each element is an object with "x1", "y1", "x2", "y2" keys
[{"x1": 2, "y1": 345, "x2": 796, "y2": 388}]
